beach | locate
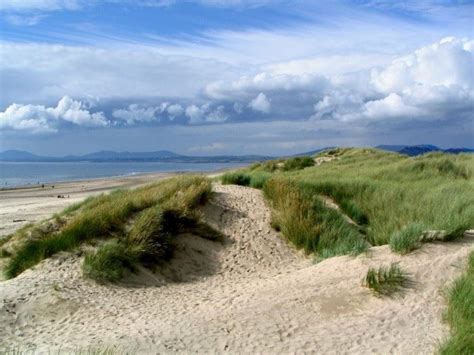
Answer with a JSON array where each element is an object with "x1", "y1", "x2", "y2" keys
[{"x1": 0, "y1": 172, "x2": 175, "y2": 239}]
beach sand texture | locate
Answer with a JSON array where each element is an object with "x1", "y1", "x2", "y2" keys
[{"x1": 0, "y1": 183, "x2": 473, "y2": 353}]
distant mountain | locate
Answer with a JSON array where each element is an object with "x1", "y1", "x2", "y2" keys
[
  {"x1": 0, "y1": 150, "x2": 43, "y2": 161},
  {"x1": 2, "y1": 145, "x2": 472, "y2": 162},
  {"x1": 375, "y1": 145, "x2": 473, "y2": 156},
  {"x1": 80, "y1": 150, "x2": 181, "y2": 160},
  {"x1": 0, "y1": 150, "x2": 272, "y2": 163}
]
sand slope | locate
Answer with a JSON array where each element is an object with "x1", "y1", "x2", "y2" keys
[{"x1": 0, "y1": 184, "x2": 473, "y2": 353}]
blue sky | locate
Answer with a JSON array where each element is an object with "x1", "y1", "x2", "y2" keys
[{"x1": 0, "y1": 0, "x2": 473, "y2": 155}]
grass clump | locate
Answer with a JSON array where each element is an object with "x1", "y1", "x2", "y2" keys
[
  {"x1": 440, "y1": 252, "x2": 474, "y2": 354},
  {"x1": 221, "y1": 172, "x2": 251, "y2": 186},
  {"x1": 5, "y1": 175, "x2": 213, "y2": 279},
  {"x1": 389, "y1": 223, "x2": 425, "y2": 254},
  {"x1": 82, "y1": 240, "x2": 139, "y2": 283},
  {"x1": 263, "y1": 177, "x2": 368, "y2": 258},
  {"x1": 221, "y1": 171, "x2": 272, "y2": 189},
  {"x1": 364, "y1": 263, "x2": 408, "y2": 296},
  {"x1": 282, "y1": 156, "x2": 314, "y2": 171}
]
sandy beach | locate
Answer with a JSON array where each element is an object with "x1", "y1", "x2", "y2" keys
[
  {"x1": 0, "y1": 172, "x2": 176, "y2": 239},
  {"x1": 0, "y1": 183, "x2": 473, "y2": 353}
]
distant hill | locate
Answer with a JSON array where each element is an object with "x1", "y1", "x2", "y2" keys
[
  {"x1": 2, "y1": 145, "x2": 472, "y2": 162},
  {"x1": 0, "y1": 150, "x2": 44, "y2": 161},
  {"x1": 0, "y1": 150, "x2": 272, "y2": 163},
  {"x1": 80, "y1": 150, "x2": 181, "y2": 160},
  {"x1": 375, "y1": 145, "x2": 473, "y2": 156}
]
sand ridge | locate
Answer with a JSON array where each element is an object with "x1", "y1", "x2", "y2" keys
[{"x1": 0, "y1": 183, "x2": 473, "y2": 353}]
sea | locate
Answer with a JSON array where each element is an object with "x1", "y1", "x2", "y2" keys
[{"x1": 0, "y1": 161, "x2": 246, "y2": 188}]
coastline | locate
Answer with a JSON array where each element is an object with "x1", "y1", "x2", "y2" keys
[
  {"x1": 0, "y1": 165, "x2": 241, "y2": 239},
  {"x1": 0, "y1": 172, "x2": 175, "y2": 239}
]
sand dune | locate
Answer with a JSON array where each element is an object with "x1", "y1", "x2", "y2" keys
[
  {"x1": 0, "y1": 183, "x2": 473, "y2": 353},
  {"x1": 0, "y1": 173, "x2": 174, "y2": 239}
]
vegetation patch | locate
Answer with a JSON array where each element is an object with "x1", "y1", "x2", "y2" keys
[
  {"x1": 364, "y1": 263, "x2": 409, "y2": 296},
  {"x1": 389, "y1": 223, "x2": 425, "y2": 254},
  {"x1": 4, "y1": 175, "x2": 215, "y2": 280},
  {"x1": 282, "y1": 156, "x2": 314, "y2": 171},
  {"x1": 440, "y1": 251, "x2": 474, "y2": 354},
  {"x1": 82, "y1": 240, "x2": 140, "y2": 283},
  {"x1": 263, "y1": 177, "x2": 368, "y2": 258},
  {"x1": 221, "y1": 171, "x2": 271, "y2": 189}
]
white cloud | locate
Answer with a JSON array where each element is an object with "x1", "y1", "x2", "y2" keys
[
  {"x1": 312, "y1": 37, "x2": 474, "y2": 123},
  {"x1": 4, "y1": 14, "x2": 45, "y2": 26},
  {"x1": 207, "y1": 105, "x2": 228, "y2": 122},
  {"x1": 0, "y1": 42, "x2": 235, "y2": 106},
  {"x1": 371, "y1": 37, "x2": 474, "y2": 94},
  {"x1": 0, "y1": 96, "x2": 108, "y2": 133},
  {"x1": 0, "y1": 0, "x2": 80, "y2": 11},
  {"x1": 112, "y1": 104, "x2": 160, "y2": 125},
  {"x1": 166, "y1": 103, "x2": 184, "y2": 119},
  {"x1": 249, "y1": 92, "x2": 270, "y2": 113}
]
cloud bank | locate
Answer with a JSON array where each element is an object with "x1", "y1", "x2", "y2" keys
[{"x1": 1, "y1": 37, "x2": 473, "y2": 150}]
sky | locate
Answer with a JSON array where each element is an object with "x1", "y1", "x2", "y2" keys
[{"x1": 0, "y1": 0, "x2": 473, "y2": 156}]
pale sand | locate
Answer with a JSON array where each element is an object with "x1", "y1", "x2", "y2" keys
[
  {"x1": 0, "y1": 183, "x2": 473, "y2": 353},
  {"x1": 0, "y1": 172, "x2": 175, "y2": 239}
]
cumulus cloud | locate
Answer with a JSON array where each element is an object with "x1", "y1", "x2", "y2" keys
[
  {"x1": 166, "y1": 104, "x2": 184, "y2": 119},
  {"x1": 311, "y1": 37, "x2": 474, "y2": 123},
  {"x1": 112, "y1": 104, "x2": 160, "y2": 125},
  {"x1": 249, "y1": 92, "x2": 271, "y2": 113},
  {"x1": 0, "y1": 96, "x2": 108, "y2": 133},
  {"x1": 1, "y1": 37, "x2": 473, "y2": 134}
]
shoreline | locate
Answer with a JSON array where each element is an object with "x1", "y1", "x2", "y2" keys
[
  {"x1": 0, "y1": 166, "x2": 241, "y2": 239},
  {"x1": 0, "y1": 163, "x2": 246, "y2": 191}
]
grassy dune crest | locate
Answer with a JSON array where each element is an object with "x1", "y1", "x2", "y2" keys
[
  {"x1": 4, "y1": 175, "x2": 214, "y2": 280},
  {"x1": 222, "y1": 149, "x2": 473, "y2": 257}
]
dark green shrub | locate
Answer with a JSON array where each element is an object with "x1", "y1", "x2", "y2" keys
[
  {"x1": 282, "y1": 156, "x2": 314, "y2": 171},
  {"x1": 221, "y1": 172, "x2": 251, "y2": 186}
]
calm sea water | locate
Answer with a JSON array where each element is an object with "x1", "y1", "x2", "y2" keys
[{"x1": 0, "y1": 161, "x2": 246, "y2": 187}]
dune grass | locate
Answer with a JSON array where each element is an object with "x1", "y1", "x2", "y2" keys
[
  {"x1": 82, "y1": 239, "x2": 140, "y2": 283},
  {"x1": 282, "y1": 156, "x2": 314, "y2": 171},
  {"x1": 364, "y1": 263, "x2": 408, "y2": 296},
  {"x1": 263, "y1": 149, "x2": 472, "y2": 245},
  {"x1": 440, "y1": 251, "x2": 474, "y2": 354},
  {"x1": 263, "y1": 178, "x2": 368, "y2": 258},
  {"x1": 389, "y1": 222, "x2": 425, "y2": 254},
  {"x1": 4, "y1": 175, "x2": 213, "y2": 279},
  {"x1": 221, "y1": 148, "x2": 473, "y2": 260},
  {"x1": 221, "y1": 171, "x2": 271, "y2": 189}
]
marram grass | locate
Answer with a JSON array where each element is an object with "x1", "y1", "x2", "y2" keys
[{"x1": 4, "y1": 175, "x2": 214, "y2": 280}]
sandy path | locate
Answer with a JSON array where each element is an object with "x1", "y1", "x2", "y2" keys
[
  {"x1": 0, "y1": 173, "x2": 175, "y2": 239},
  {"x1": 0, "y1": 184, "x2": 472, "y2": 353}
]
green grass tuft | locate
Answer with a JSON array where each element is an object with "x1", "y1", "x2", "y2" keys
[
  {"x1": 389, "y1": 223, "x2": 425, "y2": 254},
  {"x1": 282, "y1": 156, "x2": 314, "y2": 171},
  {"x1": 221, "y1": 172, "x2": 251, "y2": 186},
  {"x1": 440, "y1": 252, "x2": 474, "y2": 354},
  {"x1": 82, "y1": 240, "x2": 139, "y2": 283},
  {"x1": 364, "y1": 263, "x2": 408, "y2": 296}
]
